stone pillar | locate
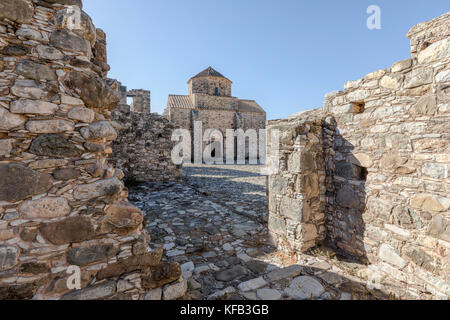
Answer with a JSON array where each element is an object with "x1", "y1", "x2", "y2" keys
[
  {"x1": 266, "y1": 119, "x2": 327, "y2": 254},
  {"x1": 0, "y1": 0, "x2": 182, "y2": 300}
]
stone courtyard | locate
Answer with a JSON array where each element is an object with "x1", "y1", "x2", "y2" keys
[{"x1": 128, "y1": 164, "x2": 393, "y2": 300}]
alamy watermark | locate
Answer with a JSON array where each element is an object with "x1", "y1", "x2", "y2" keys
[
  {"x1": 171, "y1": 121, "x2": 280, "y2": 175},
  {"x1": 367, "y1": 5, "x2": 381, "y2": 30}
]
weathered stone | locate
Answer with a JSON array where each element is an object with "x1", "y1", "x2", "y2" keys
[
  {"x1": 29, "y1": 134, "x2": 83, "y2": 158},
  {"x1": 410, "y1": 95, "x2": 437, "y2": 115},
  {"x1": 99, "y1": 201, "x2": 144, "y2": 236},
  {"x1": 404, "y1": 247, "x2": 435, "y2": 272},
  {"x1": 237, "y1": 277, "x2": 267, "y2": 292},
  {"x1": 380, "y1": 74, "x2": 403, "y2": 89},
  {"x1": 28, "y1": 159, "x2": 68, "y2": 169},
  {"x1": 0, "y1": 163, "x2": 53, "y2": 202},
  {"x1": 50, "y1": 30, "x2": 91, "y2": 57},
  {"x1": 268, "y1": 214, "x2": 285, "y2": 236},
  {"x1": 284, "y1": 276, "x2": 325, "y2": 299},
  {"x1": 427, "y1": 215, "x2": 450, "y2": 242},
  {"x1": 97, "y1": 249, "x2": 163, "y2": 280},
  {"x1": 163, "y1": 280, "x2": 187, "y2": 300},
  {"x1": 11, "y1": 99, "x2": 58, "y2": 115},
  {"x1": 15, "y1": 60, "x2": 56, "y2": 81},
  {"x1": 0, "y1": 139, "x2": 13, "y2": 157},
  {"x1": 379, "y1": 244, "x2": 408, "y2": 269},
  {"x1": 142, "y1": 262, "x2": 181, "y2": 289},
  {"x1": 436, "y1": 69, "x2": 450, "y2": 83},
  {"x1": 16, "y1": 27, "x2": 42, "y2": 41},
  {"x1": 74, "y1": 178, "x2": 123, "y2": 201},
  {"x1": 61, "y1": 280, "x2": 116, "y2": 300},
  {"x1": 246, "y1": 260, "x2": 267, "y2": 274},
  {"x1": 392, "y1": 206, "x2": 422, "y2": 229},
  {"x1": 64, "y1": 72, "x2": 119, "y2": 110},
  {"x1": 68, "y1": 107, "x2": 95, "y2": 123},
  {"x1": 335, "y1": 162, "x2": 363, "y2": 179},
  {"x1": 301, "y1": 173, "x2": 319, "y2": 198},
  {"x1": 20, "y1": 229, "x2": 38, "y2": 242},
  {"x1": 385, "y1": 134, "x2": 410, "y2": 150},
  {"x1": 0, "y1": 246, "x2": 18, "y2": 271},
  {"x1": 336, "y1": 185, "x2": 359, "y2": 209},
  {"x1": 215, "y1": 266, "x2": 247, "y2": 282},
  {"x1": 265, "y1": 265, "x2": 303, "y2": 283},
  {"x1": 26, "y1": 120, "x2": 75, "y2": 133},
  {"x1": 0, "y1": 44, "x2": 31, "y2": 56},
  {"x1": 67, "y1": 244, "x2": 118, "y2": 266},
  {"x1": 348, "y1": 153, "x2": 373, "y2": 168},
  {"x1": 52, "y1": 167, "x2": 80, "y2": 181},
  {"x1": 10, "y1": 80, "x2": 56, "y2": 100},
  {"x1": 18, "y1": 197, "x2": 71, "y2": 219},
  {"x1": 404, "y1": 68, "x2": 433, "y2": 88},
  {"x1": 257, "y1": 288, "x2": 282, "y2": 300},
  {"x1": 421, "y1": 162, "x2": 447, "y2": 179},
  {"x1": 207, "y1": 286, "x2": 236, "y2": 300},
  {"x1": 391, "y1": 59, "x2": 412, "y2": 72},
  {"x1": 39, "y1": 216, "x2": 96, "y2": 245},
  {"x1": 0, "y1": 107, "x2": 27, "y2": 130},
  {"x1": 42, "y1": 0, "x2": 82, "y2": 8},
  {"x1": 269, "y1": 175, "x2": 288, "y2": 195},
  {"x1": 144, "y1": 288, "x2": 162, "y2": 300},
  {"x1": 347, "y1": 90, "x2": 370, "y2": 102},
  {"x1": 280, "y1": 196, "x2": 303, "y2": 222},
  {"x1": 19, "y1": 262, "x2": 50, "y2": 274},
  {"x1": 417, "y1": 38, "x2": 450, "y2": 64},
  {"x1": 0, "y1": 282, "x2": 37, "y2": 300},
  {"x1": 0, "y1": 0, "x2": 34, "y2": 24},
  {"x1": 411, "y1": 194, "x2": 450, "y2": 212},
  {"x1": 82, "y1": 122, "x2": 117, "y2": 142},
  {"x1": 36, "y1": 45, "x2": 64, "y2": 60},
  {"x1": 53, "y1": 8, "x2": 96, "y2": 46}
]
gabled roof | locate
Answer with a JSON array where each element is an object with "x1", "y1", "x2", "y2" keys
[
  {"x1": 189, "y1": 66, "x2": 231, "y2": 82},
  {"x1": 237, "y1": 99, "x2": 265, "y2": 114},
  {"x1": 167, "y1": 95, "x2": 194, "y2": 109}
]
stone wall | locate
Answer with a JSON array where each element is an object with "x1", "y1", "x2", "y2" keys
[
  {"x1": 189, "y1": 76, "x2": 231, "y2": 97},
  {"x1": 267, "y1": 12, "x2": 450, "y2": 299},
  {"x1": 267, "y1": 113, "x2": 329, "y2": 253},
  {"x1": 110, "y1": 108, "x2": 182, "y2": 183},
  {"x1": 0, "y1": 0, "x2": 184, "y2": 300},
  {"x1": 127, "y1": 89, "x2": 150, "y2": 114}
]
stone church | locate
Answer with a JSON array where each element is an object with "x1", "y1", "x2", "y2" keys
[{"x1": 163, "y1": 67, "x2": 266, "y2": 160}]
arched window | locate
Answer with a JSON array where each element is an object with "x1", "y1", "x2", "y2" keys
[{"x1": 214, "y1": 87, "x2": 219, "y2": 96}]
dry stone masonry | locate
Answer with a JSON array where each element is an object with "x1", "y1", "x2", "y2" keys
[
  {"x1": 110, "y1": 87, "x2": 182, "y2": 183},
  {"x1": 267, "y1": 12, "x2": 450, "y2": 299},
  {"x1": 0, "y1": 0, "x2": 185, "y2": 300}
]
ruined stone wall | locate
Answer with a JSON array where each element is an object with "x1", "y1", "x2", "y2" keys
[
  {"x1": 267, "y1": 114, "x2": 329, "y2": 253},
  {"x1": 110, "y1": 109, "x2": 182, "y2": 183},
  {"x1": 0, "y1": 0, "x2": 184, "y2": 300},
  {"x1": 128, "y1": 89, "x2": 150, "y2": 114},
  {"x1": 267, "y1": 12, "x2": 450, "y2": 299}
]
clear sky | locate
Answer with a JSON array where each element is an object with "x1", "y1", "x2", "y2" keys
[{"x1": 83, "y1": 0, "x2": 449, "y2": 120}]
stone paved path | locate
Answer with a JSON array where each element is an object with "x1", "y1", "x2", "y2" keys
[{"x1": 129, "y1": 164, "x2": 388, "y2": 300}]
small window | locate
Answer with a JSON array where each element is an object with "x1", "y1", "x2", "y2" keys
[
  {"x1": 214, "y1": 87, "x2": 219, "y2": 96},
  {"x1": 352, "y1": 102, "x2": 365, "y2": 114}
]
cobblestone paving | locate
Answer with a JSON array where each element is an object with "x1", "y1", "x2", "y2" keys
[{"x1": 129, "y1": 164, "x2": 388, "y2": 300}]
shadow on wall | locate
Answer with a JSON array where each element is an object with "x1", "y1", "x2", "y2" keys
[{"x1": 326, "y1": 118, "x2": 369, "y2": 265}]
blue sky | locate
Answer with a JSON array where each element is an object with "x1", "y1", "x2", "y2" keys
[{"x1": 83, "y1": 0, "x2": 449, "y2": 120}]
